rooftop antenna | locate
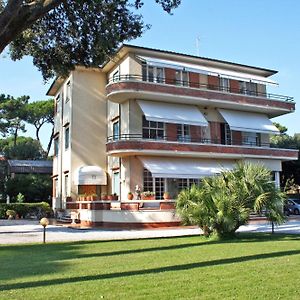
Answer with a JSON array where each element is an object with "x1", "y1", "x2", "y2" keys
[{"x1": 196, "y1": 36, "x2": 201, "y2": 56}]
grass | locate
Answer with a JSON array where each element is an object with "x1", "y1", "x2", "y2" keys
[{"x1": 0, "y1": 233, "x2": 300, "y2": 299}]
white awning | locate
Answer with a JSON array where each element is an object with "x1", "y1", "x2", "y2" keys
[
  {"x1": 244, "y1": 159, "x2": 282, "y2": 172},
  {"x1": 139, "y1": 157, "x2": 234, "y2": 178},
  {"x1": 218, "y1": 109, "x2": 280, "y2": 134},
  {"x1": 75, "y1": 166, "x2": 107, "y2": 185},
  {"x1": 137, "y1": 56, "x2": 277, "y2": 85},
  {"x1": 137, "y1": 100, "x2": 208, "y2": 126}
]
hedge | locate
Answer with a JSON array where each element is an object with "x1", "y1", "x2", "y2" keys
[{"x1": 0, "y1": 202, "x2": 53, "y2": 219}]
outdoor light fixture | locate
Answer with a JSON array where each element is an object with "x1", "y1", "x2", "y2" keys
[{"x1": 40, "y1": 217, "x2": 49, "y2": 244}]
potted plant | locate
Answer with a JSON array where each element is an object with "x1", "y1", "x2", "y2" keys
[
  {"x1": 78, "y1": 194, "x2": 86, "y2": 201},
  {"x1": 101, "y1": 193, "x2": 108, "y2": 200},
  {"x1": 112, "y1": 193, "x2": 118, "y2": 200},
  {"x1": 141, "y1": 191, "x2": 155, "y2": 200},
  {"x1": 87, "y1": 193, "x2": 98, "y2": 201},
  {"x1": 163, "y1": 192, "x2": 171, "y2": 200},
  {"x1": 127, "y1": 192, "x2": 134, "y2": 200},
  {"x1": 6, "y1": 209, "x2": 16, "y2": 220}
]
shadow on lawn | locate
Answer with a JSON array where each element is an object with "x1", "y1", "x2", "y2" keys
[
  {"x1": 1, "y1": 248, "x2": 300, "y2": 292},
  {"x1": 0, "y1": 233, "x2": 299, "y2": 282}
]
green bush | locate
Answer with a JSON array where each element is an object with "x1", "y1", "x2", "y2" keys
[
  {"x1": 0, "y1": 202, "x2": 53, "y2": 219},
  {"x1": 176, "y1": 162, "x2": 286, "y2": 238}
]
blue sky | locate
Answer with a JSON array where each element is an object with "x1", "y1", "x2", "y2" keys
[{"x1": 0, "y1": 0, "x2": 299, "y2": 147}]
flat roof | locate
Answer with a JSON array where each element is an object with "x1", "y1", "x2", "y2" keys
[{"x1": 102, "y1": 43, "x2": 278, "y2": 76}]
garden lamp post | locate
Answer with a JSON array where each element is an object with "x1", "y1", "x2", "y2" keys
[{"x1": 40, "y1": 217, "x2": 49, "y2": 244}]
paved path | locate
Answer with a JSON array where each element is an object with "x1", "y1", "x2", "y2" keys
[{"x1": 0, "y1": 219, "x2": 299, "y2": 245}]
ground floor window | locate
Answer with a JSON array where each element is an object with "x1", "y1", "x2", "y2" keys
[
  {"x1": 113, "y1": 171, "x2": 120, "y2": 196},
  {"x1": 143, "y1": 169, "x2": 164, "y2": 199},
  {"x1": 143, "y1": 168, "x2": 200, "y2": 200}
]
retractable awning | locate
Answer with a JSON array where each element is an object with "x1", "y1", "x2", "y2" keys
[
  {"x1": 137, "y1": 56, "x2": 277, "y2": 85},
  {"x1": 137, "y1": 100, "x2": 208, "y2": 126},
  {"x1": 139, "y1": 157, "x2": 234, "y2": 178},
  {"x1": 75, "y1": 166, "x2": 107, "y2": 185},
  {"x1": 218, "y1": 109, "x2": 280, "y2": 134}
]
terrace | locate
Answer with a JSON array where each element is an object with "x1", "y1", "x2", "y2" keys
[{"x1": 106, "y1": 75, "x2": 295, "y2": 116}]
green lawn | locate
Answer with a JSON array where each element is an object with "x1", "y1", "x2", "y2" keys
[{"x1": 1, "y1": 233, "x2": 300, "y2": 299}]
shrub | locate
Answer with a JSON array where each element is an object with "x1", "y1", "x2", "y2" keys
[
  {"x1": 176, "y1": 162, "x2": 286, "y2": 238},
  {"x1": 0, "y1": 202, "x2": 53, "y2": 219},
  {"x1": 6, "y1": 209, "x2": 16, "y2": 219}
]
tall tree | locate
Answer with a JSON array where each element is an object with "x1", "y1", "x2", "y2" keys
[
  {"x1": 0, "y1": 0, "x2": 181, "y2": 80},
  {"x1": 25, "y1": 99, "x2": 54, "y2": 157},
  {"x1": 0, "y1": 94, "x2": 29, "y2": 145}
]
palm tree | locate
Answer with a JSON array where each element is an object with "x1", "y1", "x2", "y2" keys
[{"x1": 176, "y1": 162, "x2": 286, "y2": 238}]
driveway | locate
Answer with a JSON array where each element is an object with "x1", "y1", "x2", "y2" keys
[{"x1": 0, "y1": 218, "x2": 299, "y2": 245}]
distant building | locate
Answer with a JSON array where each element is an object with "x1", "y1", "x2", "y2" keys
[
  {"x1": 7, "y1": 160, "x2": 53, "y2": 176},
  {"x1": 47, "y1": 44, "x2": 298, "y2": 227}
]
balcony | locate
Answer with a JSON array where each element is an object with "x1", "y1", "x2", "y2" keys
[
  {"x1": 106, "y1": 75, "x2": 295, "y2": 117},
  {"x1": 106, "y1": 134, "x2": 298, "y2": 160}
]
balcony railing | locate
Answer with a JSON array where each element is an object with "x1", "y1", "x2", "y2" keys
[
  {"x1": 107, "y1": 74, "x2": 294, "y2": 103},
  {"x1": 107, "y1": 134, "x2": 282, "y2": 149}
]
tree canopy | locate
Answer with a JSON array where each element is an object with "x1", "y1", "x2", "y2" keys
[
  {"x1": 0, "y1": 95, "x2": 54, "y2": 158},
  {"x1": 0, "y1": 0, "x2": 181, "y2": 80},
  {"x1": 0, "y1": 136, "x2": 45, "y2": 160},
  {"x1": 0, "y1": 94, "x2": 29, "y2": 145}
]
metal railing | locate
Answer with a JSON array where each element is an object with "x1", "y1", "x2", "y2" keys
[
  {"x1": 107, "y1": 133, "x2": 278, "y2": 148},
  {"x1": 107, "y1": 74, "x2": 294, "y2": 103}
]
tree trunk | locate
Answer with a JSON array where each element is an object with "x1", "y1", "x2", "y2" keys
[
  {"x1": 45, "y1": 127, "x2": 54, "y2": 157},
  {"x1": 13, "y1": 127, "x2": 18, "y2": 146},
  {"x1": 36, "y1": 124, "x2": 42, "y2": 144},
  {"x1": 0, "y1": 0, "x2": 63, "y2": 53}
]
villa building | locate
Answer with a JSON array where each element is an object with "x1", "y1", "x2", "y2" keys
[{"x1": 47, "y1": 44, "x2": 298, "y2": 227}]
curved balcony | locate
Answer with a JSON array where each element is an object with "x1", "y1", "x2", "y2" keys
[
  {"x1": 106, "y1": 75, "x2": 295, "y2": 117},
  {"x1": 106, "y1": 134, "x2": 298, "y2": 160}
]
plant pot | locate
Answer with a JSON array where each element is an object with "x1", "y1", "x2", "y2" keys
[
  {"x1": 101, "y1": 195, "x2": 108, "y2": 200},
  {"x1": 163, "y1": 193, "x2": 171, "y2": 200},
  {"x1": 107, "y1": 195, "x2": 113, "y2": 201},
  {"x1": 141, "y1": 196, "x2": 155, "y2": 200},
  {"x1": 127, "y1": 193, "x2": 134, "y2": 200},
  {"x1": 87, "y1": 196, "x2": 98, "y2": 201}
]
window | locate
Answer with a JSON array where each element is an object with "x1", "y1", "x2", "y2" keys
[
  {"x1": 113, "y1": 121, "x2": 120, "y2": 140},
  {"x1": 143, "y1": 169, "x2": 164, "y2": 200},
  {"x1": 224, "y1": 123, "x2": 232, "y2": 145},
  {"x1": 177, "y1": 178, "x2": 200, "y2": 192},
  {"x1": 219, "y1": 77, "x2": 230, "y2": 92},
  {"x1": 64, "y1": 175, "x2": 69, "y2": 197},
  {"x1": 113, "y1": 171, "x2": 120, "y2": 196},
  {"x1": 112, "y1": 70, "x2": 120, "y2": 82},
  {"x1": 54, "y1": 178, "x2": 59, "y2": 198},
  {"x1": 65, "y1": 127, "x2": 70, "y2": 150},
  {"x1": 177, "y1": 124, "x2": 191, "y2": 142},
  {"x1": 142, "y1": 116, "x2": 164, "y2": 140},
  {"x1": 239, "y1": 81, "x2": 257, "y2": 96},
  {"x1": 66, "y1": 81, "x2": 71, "y2": 102},
  {"x1": 242, "y1": 132, "x2": 261, "y2": 146},
  {"x1": 54, "y1": 136, "x2": 59, "y2": 156},
  {"x1": 142, "y1": 64, "x2": 165, "y2": 83},
  {"x1": 143, "y1": 169, "x2": 154, "y2": 192},
  {"x1": 55, "y1": 94, "x2": 60, "y2": 114},
  {"x1": 175, "y1": 70, "x2": 189, "y2": 86},
  {"x1": 221, "y1": 123, "x2": 232, "y2": 145}
]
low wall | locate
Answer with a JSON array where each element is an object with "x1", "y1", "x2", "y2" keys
[{"x1": 66, "y1": 200, "x2": 180, "y2": 228}]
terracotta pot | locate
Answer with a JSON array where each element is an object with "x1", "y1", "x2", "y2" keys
[
  {"x1": 163, "y1": 193, "x2": 171, "y2": 200},
  {"x1": 127, "y1": 193, "x2": 134, "y2": 200},
  {"x1": 141, "y1": 196, "x2": 155, "y2": 200},
  {"x1": 101, "y1": 195, "x2": 108, "y2": 200}
]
